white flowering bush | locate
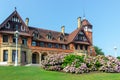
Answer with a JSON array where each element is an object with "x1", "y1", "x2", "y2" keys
[
  {"x1": 99, "y1": 55, "x2": 120, "y2": 73},
  {"x1": 41, "y1": 53, "x2": 120, "y2": 74},
  {"x1": 41, "y1": 53, "x2": 68, "y2": 71}
]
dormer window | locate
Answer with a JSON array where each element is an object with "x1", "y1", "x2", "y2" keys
[
  {"x1": 59, "y1": 35, "x2": 63, "y2": 41},
  {"x1": 33, "y1": 31, "x2": 39, "y2": 39},
  {"x1": 47, "y1": 32, "x2": 52, "y2": 40},
  {"x1": 59, "y1": 34, "x2": 65, "y2": 41}
]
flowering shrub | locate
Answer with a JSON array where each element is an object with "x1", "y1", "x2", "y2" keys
[
  {"x1": 41, "y1": 53, "x2": 120, "y2": 74},
  {"x1": 99, "y1": 55, "x2": 120, "y2": 73},
  {"x1": 41, "y1": 53, "x2": 68, "y2": 71}
]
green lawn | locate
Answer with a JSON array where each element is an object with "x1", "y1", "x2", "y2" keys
[{"x1": 0, "y1": 66, "x2": 120, "y2": 80}]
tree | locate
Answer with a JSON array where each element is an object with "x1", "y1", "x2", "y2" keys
[{"x1": 94, "y1": 46, "x2": 104, "y2": 55}]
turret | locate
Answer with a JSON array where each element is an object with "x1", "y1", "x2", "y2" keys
[{"x1": 82, "y1": 19, "x2": 93, "y2": 44}]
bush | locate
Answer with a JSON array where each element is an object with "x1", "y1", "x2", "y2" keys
[
  {"x1": 42, "y1": 53, "x2": 120, "y2": 74},
  {"x1": 62, "y1": 54, "x2": 84, "y2": 68},
  {"x1": 41, "y1": 53, "x2": 68, "y2": 71}
]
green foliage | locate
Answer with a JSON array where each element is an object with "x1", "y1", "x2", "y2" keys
[
  {"x1": 117, "y1": 56, "x2": 120, "y2": 60},
  {"x1": 95, "y1": 60, "x2": 102, "y2": 68},
  {"x1": 86, "y1": 63, "x2": 92, "y2": 68},
  {"x1": 94, "y1": 46, "x2": 104, "y2": 55},
  {"x1": 62, "y1": 54, "x2": 84, "y2": 68}
]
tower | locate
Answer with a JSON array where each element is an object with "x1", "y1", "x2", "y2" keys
[{"x1": 82, "y1": 19, "x2": 93, "y2": 44}]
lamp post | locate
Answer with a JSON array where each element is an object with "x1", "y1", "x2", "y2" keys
[
  {"x1": 114, "y1": 46, "x2": 117, "y2": 58},
  {"x1": 14, "y1": 30, "x2": 19, "y2": 66}
]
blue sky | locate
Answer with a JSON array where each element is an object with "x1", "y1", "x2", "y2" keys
[{"x1": 0, "y1": 0, "x2": 120, "y2": 56}]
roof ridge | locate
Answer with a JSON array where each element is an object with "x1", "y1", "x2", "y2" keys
[{"x1": 29, "y1": 26, "x2": 69, "y2": 35}]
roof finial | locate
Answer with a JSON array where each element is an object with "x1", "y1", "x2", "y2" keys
[
  {"x1": 83, "y1": 9, "x2": 86, "y2": 19},
  {"x1": 14, "y1": 7, "x2": 17, "y2": 11}
]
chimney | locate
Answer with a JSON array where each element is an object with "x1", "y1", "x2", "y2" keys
[
  {"x1": 25, "y1": 18, "x2": 29, "y2": 26},
  {"x1": 77, "y1": 17, "x2": 81, "y2": 28},
  {"x1": 61, "y1": 26, "x2": 65, "y2": 35}
]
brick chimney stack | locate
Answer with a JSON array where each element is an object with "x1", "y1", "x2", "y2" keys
[
  {"x1": 25, "y1": 18, "x2": 29, "y2": 26},
  {"x1": 61, "y1": 26, "x2": 65, "y2": 35},
  {"x1": 77, "y1": 17, "x2": 81, "y2": 29}
]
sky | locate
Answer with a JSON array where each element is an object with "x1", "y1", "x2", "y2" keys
[{"x1": 0, "y1": 0, "x2": 120, "y2": 56}]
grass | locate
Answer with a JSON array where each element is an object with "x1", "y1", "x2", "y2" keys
[{"x1": 0, "y1": 66, "x2": 120, "y2": 80}]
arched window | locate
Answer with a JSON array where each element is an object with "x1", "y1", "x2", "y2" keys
[
  {"x1": 5, "y1": 22, "x2": 10, "y2": 29},
  {"x1": 21, "y1": 25, "x2": 25, "y2": 31}
]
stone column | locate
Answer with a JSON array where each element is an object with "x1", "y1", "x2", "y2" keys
[
  {"x1": 83, "y1": 45, "x2": 85, "y2": 50},
  {"x1": 39, "y1": 53, "x2": 41, "y2": 66},
  {"x1": 8, "y1": 48, "x2": 12, "y2": 65},
  {"x1": 78, "y1": 44, "x2": 80, "y2": 50},
  {"x1": 1, "y1": 49, "x2": 3, "y2": 62}
]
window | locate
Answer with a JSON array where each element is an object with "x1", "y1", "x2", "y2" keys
[
  {"x1": 16, "y1": 24, "x2": 18, "y2": 30},
  {"x1": 3, "y1": 50, "x2": 8, "y2": 61},
  {"x1": 59, "y1": 36, "x2": 64, "y2": 41},
  {"x1": 80, "y1": 45, "x2": 83, "y2": 50},
  {"x1": 22, "y1": 38, "x2": 27, "y2": 45},
  {"x1": 40, "y1": 42, "x2": 44, "y2": 47},
  {"x1": 62, "y1": 45, "x2": 66, "y2": 49},
  {"x1": 32, "y1": 41, "x2": 36, "y2": 46},
  {"x1": 47, "y1": 32, "x2": 52, "y2": 40},
  {"x1": 66, "y1": 45, "x2": 70, "y2": 50},
  {"x1": 55, "y1": 44, "x2": 59, "y2": 48},
  {"x1": 21, "y1": 25, "x2": 25, "y2": 31},
  {"x1": 48, "y1": 43, "x2": 52, "y2": 48},
  {"x1": 13, "y1": 37, "x2": 16, "y2": 43},
  {"x1": 75, "y1": 45, "x2": 78, "y2": 50},
  {"x1": 3, "y1": 35, "x2": 8, "y2": 42},
  {"x1": 33, "y1": 32, "x2": 38, "y2": 38},
  {"x1": 5, "y1": 22, "x2": 10, "y2": 29},
  {"x1": 85, "y1": 45, "x2": 88, "y2": 50},
  {"x1": 12, "y1": 50, "x2": 16, "y2": 62},
  {"x1": 75, "y1": 32, "x2": 87, "y2": 41}
]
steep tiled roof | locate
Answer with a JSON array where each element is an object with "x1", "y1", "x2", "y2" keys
[
  {"x1": 68, "y1": 28, "x2": 81, "y2": 43},
  {"x1": 29, "y1": 26, "x2": 69, "y2": 44}
]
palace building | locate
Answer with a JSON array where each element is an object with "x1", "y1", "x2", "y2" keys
[{"x1": 0, "y1": 10, "x2": 96, "y2": 65}]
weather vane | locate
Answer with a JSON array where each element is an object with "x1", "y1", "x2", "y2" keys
[{"x1": 15, "y1": 7, "x2": 17, "y2": 10}]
